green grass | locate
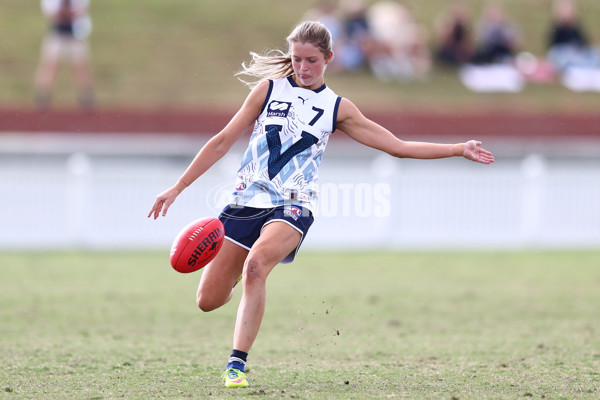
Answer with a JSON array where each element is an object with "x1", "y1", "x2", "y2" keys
[
  {"x1": 1, "y1": 250, "x2": 600, "y2": 399},
  {"x1": 1, "y1": 0, "x2": 600, "y2": 112}
]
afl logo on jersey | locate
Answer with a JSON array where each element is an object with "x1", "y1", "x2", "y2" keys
[{"x1": 267, "y1": 100, "x2": 292, "y2": 118}]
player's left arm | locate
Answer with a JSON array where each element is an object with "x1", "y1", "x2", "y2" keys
[{"x1": 336, "y1": 98, "x2": 494, "y2": 164}]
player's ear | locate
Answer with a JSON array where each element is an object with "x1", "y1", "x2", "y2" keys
[{"x1": 325, "y1": 51, "x2": 334, "y2": 65}]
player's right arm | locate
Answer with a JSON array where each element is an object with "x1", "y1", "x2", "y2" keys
[{"x1": 148, "y1": 80, "x2": 270, "y2": 219}]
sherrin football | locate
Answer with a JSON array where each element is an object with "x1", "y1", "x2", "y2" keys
[{"x1": 170, "y1": 217, "x2": 225, "y2": 273}]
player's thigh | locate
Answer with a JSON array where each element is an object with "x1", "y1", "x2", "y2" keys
[
  {"x1": 244, "y1": 221, "x2": 302, "y2": 280},
  {"x1": 197, "y1": 239, "x2": 248, "y2": 295}
]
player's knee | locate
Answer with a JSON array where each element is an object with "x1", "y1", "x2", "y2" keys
[
  {"x1": 196, "y1": 287, "x2": 234, "y2": 312},
  {"x1": 242, "y1": 256, "x2": 268, "y2": 288},
  {"x1": 196, "y1": 293, "x2": 209, "y2": 312},
  {"x1": 197, "y1": 298, "x2": 217, "y2": 312},
  {"x1": 196, "y1": 291, "x2": 218, "y2": 312}
]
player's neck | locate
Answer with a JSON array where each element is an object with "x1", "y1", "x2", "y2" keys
[{"x1": 292, "y1": 75, "x2": 325, "y2": 91}]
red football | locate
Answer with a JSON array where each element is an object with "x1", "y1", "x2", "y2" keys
[{"x1": 170, "y1": 217, "x2": 225, "y2": 273}]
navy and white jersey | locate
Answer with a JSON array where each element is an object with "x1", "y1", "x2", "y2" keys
[{"x1": 231, "y1": 76, "x2": 342, "y2": 212}]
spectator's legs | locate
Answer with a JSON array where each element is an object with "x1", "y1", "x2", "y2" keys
[
  {"x1": 34, "y1": 35, "x2": 61, "y2": 110},
  {"x1": 71, "y1": 40, "x2": 95, "y2": 110}
]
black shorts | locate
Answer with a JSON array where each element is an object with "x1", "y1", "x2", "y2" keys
[{"x1": 218, "y1": 205, "x2": 314, "y2": 264}]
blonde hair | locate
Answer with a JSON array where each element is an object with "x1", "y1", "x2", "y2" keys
[{"x1": 236, "y1": 21, "x2": 333, "y2": 89}]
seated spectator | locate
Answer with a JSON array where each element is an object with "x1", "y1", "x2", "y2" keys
[
  {"x1": 303, "y1": 0, "x2": 378, "y2": 73},
  {"x1": 546, "y1": 0, "x2": 599, "y2": 73},
  {"x1": 337, "y1": 0, "x2": 376, "y2": 71},
  {"x1": 366, "y1": 0, "x2": 431, "y2": 81},
  {"x1": 460, "y1": 3, "x2": 524, "y2": 93},
  {"x1": 434, "y1": 2, "x2": 474, "y2": 67},
  {"x1": 472, "y1": 2, "x2": 522, "y2": 65}
]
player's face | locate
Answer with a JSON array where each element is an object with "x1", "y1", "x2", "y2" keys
[{"x1": 290, "y1": 41, "x2": 332, "y2": 90}]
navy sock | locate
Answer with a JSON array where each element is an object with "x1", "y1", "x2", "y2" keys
[{"x1": 226, "y1": 349, "x2": 248, "y2": 372}]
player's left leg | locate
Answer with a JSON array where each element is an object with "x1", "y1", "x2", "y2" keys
[
  {"x1": 223, "y1": 221, "x2": 302, "y2": 388},
  {"x1": 234, "y1": 221, "x2": 301, "y2": 352}
]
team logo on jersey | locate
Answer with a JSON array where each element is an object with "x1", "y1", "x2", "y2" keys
[
  {"x1": 267, "y1": 100, "x2": 292, "y2": 118},
  {"x1": 235, "y1": 182, "x2": 247, "y2": 191},
  {"x1": 284, "y1": 205, "x2": 303, "y2": 221}
]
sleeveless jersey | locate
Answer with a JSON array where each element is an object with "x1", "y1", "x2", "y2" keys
[{"x1": 230, "y1": 76, "x2": 342, "y2": 212}]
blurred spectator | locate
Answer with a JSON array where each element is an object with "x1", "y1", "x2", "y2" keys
[
  {"x1": 337, "y1": 0, "x2": 375, "y2": 71},
  {"x1": 459, "y1": 3, "x2": 524, "y2": 93},
  {"x1": 303, "y1": 0, "x2": 344, "y2": 72},
  {"x1": 34, "y1": 0, "x2": 95, "y2": 111},
  {"x1": 303, "y1": 0, "x2": 343, "y2": 38},
  {"x1": 472, "y1": 2, "x2": 521, "y2": 65},
  {"x1": 433, "y1": 2, "x2": 474, "y2": 67},
  {"x1": 366, "y1": 0, "x2": 431, "y2": 81},
  {"x1": 303, "y1": 0, "x2": 375, "y2": 73},
  {"x1": 546, "y1": 0, "x2": 600, "y2": 73}
]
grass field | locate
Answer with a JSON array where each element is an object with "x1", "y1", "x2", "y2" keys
[
  {"x1": 1, "y1": 250, "x2": 599, "y2": 399},
  {"x1": 2, "y1": 0, "x2": 600, "y2": 112}
]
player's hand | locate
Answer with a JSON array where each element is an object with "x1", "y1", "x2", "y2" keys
[
  {"x1": 148, "y1": 187, "x2": 180, "y2": 219},
  {"x1": 463, "y1": 140, "x2": 495, "y2": 164}
]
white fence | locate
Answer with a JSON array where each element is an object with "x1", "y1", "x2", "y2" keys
[{"x1": 1, "y1": 133, "x2": 599, "y2": 250}]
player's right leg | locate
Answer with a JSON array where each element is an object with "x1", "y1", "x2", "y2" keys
[{"x1": 196, "y1": 239, "x2": 248, "y2": 312}]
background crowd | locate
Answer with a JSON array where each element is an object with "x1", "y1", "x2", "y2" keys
[
  {"x1": 305, "y1": 0, "x2": 600, "y2": 91},
  {"x1": 24, "y1": 0, "x2": 600, "y2": 111}
]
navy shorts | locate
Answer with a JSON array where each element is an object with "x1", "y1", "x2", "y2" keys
[{"x1": 218, "y1": 204, "x2": 314, "y2": 264}]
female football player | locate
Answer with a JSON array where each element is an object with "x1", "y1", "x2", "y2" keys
[{"x1": 148, "y1": 20, "x2": 494, "y2": 388}]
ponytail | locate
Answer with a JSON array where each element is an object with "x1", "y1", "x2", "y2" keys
[{"x1": 235, "y1": 50, "x2": 293, "y2": 89}]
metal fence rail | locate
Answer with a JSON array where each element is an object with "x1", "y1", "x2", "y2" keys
[{"x1": 2, "y1": 147, "x2": 599, "y2": 250}]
